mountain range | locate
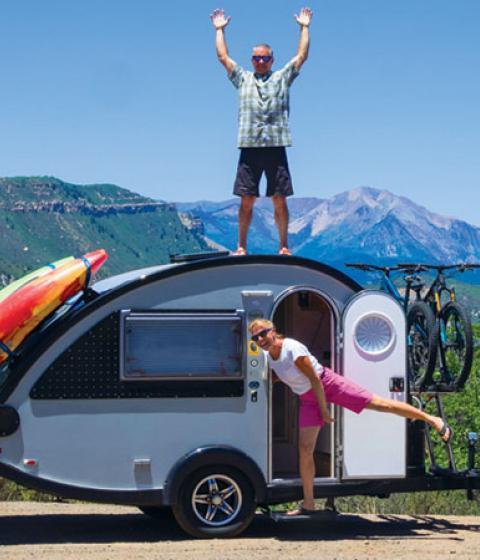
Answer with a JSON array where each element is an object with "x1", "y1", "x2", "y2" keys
[
  {"x1": 1, "y1": 177, "x2": 479, "y2": 297},
  {"x1": 176, "y1": 187, "x2": 480, "y2": 276}
]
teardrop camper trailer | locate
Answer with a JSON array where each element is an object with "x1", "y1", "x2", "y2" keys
[{"x1": 0, "y1": 253, "x2": 478, "y2": 538}]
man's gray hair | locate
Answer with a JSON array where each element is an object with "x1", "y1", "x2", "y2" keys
[{"x1": 252, "y1": 43, "x2": 274, "y2": 56}]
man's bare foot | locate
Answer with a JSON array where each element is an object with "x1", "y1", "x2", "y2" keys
[
  {"x1": 231, "y1": 247, "x2": 247, "y2": 256},
  {"x1": 278, "y1": 247, "x2": 292, "y2": 255}
]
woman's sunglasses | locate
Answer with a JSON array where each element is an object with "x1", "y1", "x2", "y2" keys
[
  {"x1": 251, "y1": 328, "x2": 272, "y2": 342},
  {"x1": 252, "y1": 55, "x2": 272, "y2": 63}
]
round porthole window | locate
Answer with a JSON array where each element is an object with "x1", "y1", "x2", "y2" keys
[{"x1": 353, "y1": 313, "x2": 395, "y2": 356}]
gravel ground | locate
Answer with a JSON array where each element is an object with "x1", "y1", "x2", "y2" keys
[{"x1": 1, "y1": 502, "x2": 479, "y2": 559}]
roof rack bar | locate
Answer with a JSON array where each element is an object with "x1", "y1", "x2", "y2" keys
[{"x1": 169, "y1": 250, "x2": 230, "y2": 263}]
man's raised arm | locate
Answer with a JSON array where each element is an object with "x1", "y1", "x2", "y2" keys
[
  {"x1": 293, "y1": 7, "x2": 313, "y2": 70},
  {"x1": 210, "y1": 8, "x2": 236, "y2": 74}
]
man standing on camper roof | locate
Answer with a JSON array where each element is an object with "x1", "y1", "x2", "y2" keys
[{"x1": 210, "y1": 7, "x2": 313, "y2": 256}]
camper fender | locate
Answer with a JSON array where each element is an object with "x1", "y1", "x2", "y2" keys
[{"x1": 163, "y1": 446, "x2": 267, "y2": 505}]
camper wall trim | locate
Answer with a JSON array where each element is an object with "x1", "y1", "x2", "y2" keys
[{"x1": 0, "y1": 460, "x2": 166, "y2": 505}]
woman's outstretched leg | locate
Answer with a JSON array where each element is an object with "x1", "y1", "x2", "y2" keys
[{"x1": 366, "y1": 395, "x2": 452, "y2": 441}]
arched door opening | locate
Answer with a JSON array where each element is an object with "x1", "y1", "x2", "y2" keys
[{"x1": 271, "y1": 289, "x2": 335, "y2": 479}]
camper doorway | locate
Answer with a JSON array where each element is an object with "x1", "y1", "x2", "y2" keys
[{"x1": 271, "y1": 289, "x2": 336, "y2": 480}]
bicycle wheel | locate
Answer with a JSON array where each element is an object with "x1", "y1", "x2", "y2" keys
[
  {"x1": 439, "y1": 301, "x2": 473, "y2": 389},
  {"x1": 407, "y1": 301, "x2": 438, "y2": 390}
]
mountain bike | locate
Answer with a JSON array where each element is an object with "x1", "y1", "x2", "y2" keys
[
  {"x1": 402, "y1": 263, "x2": 477, "y2": 391},
  {"x1": 346, "y1": 263, "x2": 438, "y2": 390}
]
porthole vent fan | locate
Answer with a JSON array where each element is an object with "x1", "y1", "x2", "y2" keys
[{"x1": 354, "y1": 313, "x2": 395, "y2": 356}]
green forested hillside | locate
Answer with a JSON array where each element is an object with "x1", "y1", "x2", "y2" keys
[
  {"x1": 0, "y1": 176, "x2": 208, "y2": 282},
  {"x1": 452, "y1": 281, "x2": 480, "y2": 323}
]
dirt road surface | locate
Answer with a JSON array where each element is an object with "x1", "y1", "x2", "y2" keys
[{"x1": 1, "y1": 502, "x2": 479, "y2": 559}]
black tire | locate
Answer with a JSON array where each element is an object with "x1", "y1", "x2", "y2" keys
[
  {"x1": 172, "y1": 466, "x2": 256, "y2": 539},
  {"x1": 439, "y1": 301, "x2": 473, "y2": 390},
  {"x1": 407, "y1": 301, "x2": 438, "y2": 390},
  {"x1": 138, "y1": 505, "x2": 174, "y2": 521}
]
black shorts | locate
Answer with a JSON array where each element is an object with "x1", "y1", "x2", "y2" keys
[{"x1": 233, "y1": 147, "x2": 294, "y2": 197}]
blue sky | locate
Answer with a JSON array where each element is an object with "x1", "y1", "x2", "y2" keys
[{"x1": 0, "y1": 1, "x2": 479, "y2": 225}]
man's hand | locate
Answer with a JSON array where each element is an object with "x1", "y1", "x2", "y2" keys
[
  {"x1": 292, "y1": 7, "x2": 312, "y2": 69},
  {"x1": 210, "y1": 8, "x2": 231, "y2": 30},
  {"x1": 294, "y1": 6, "x2": 313, "y2": 27},
  {"x1": 211, "y1": 8, "x2": 235, "y2": 73}
]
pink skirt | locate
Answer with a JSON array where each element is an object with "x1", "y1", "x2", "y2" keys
[{"x1": 299, "y1": 367, "x2": 373, "y2": 428}]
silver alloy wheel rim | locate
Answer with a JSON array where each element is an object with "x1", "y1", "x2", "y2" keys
[{"x1": 191, "y1": 474, "x2": 243, "y2": 527}]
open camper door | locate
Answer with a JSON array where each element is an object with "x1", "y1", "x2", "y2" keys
[{"x1": 341, "y1": 291, "x2": 407, "y2": 479}]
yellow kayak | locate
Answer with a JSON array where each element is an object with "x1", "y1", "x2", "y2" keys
[
  {"x1": 0, "y1": 249, "x2": 108, "y2": 364},
  {"x1": 0, "y1": 256, "x2": 74, "y2": 304}
]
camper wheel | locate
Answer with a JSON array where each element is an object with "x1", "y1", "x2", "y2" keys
[{"x1": 172, "y1": 466, "x2": 256, "y2": 538}]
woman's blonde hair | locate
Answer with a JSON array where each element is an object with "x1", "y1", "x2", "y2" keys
[
  {"x1": 248, "y1": 319, "x2": 284, "y2": 340},
  {"x1": 248, "y1": 318, "x2": 274, "y2": 334}
]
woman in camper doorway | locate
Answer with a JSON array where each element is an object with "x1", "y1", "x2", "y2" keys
[{"x1": 249, "y1": 319, "x2": 452, "y2": 516}]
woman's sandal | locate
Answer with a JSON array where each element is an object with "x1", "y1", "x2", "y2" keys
[
  {"x1": 286, "y1": 504, "x2": 316, "y2": 516},
  {"x1": 286, "y1": 498, "x2": 339, "y2": 517},
  {"x1": 439, "y1": 421, "x2": 453, "y2": 443}
]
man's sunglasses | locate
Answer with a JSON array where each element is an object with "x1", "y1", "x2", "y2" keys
[
  {"x1": 252, "y1": 55, "x2": 272, "y2": 63},
  {"x1": 251, "y1": 328, "x2": 272, "y2": 342}
]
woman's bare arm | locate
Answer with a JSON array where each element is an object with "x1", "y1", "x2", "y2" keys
[{"x1": 295, "y1": 356, "x2": 334, "y2": 423}]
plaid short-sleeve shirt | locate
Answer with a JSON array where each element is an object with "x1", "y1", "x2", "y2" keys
[{"x1": 229, "y1": 60, "x2": 300, "y2": 148}]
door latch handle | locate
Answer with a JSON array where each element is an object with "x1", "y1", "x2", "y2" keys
[{"x1": 389, "y1": 377, "x2": 405, "y2": 392}]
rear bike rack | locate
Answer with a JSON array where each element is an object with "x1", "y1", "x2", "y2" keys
[{"x1": 411, "y1": 394, "x2": 456, "y2": 473}]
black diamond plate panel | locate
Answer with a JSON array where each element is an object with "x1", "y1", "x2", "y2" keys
[{"x1": 30, "y1": 313, "x2": 244, "y2": 399}]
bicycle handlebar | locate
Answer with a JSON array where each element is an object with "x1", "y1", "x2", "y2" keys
[
  {"x1": 348, "y1": 262, "x2": 480, "y2": 275},
  {"x1": 348, "y1": 263, "x2": 428, "y2": 277},
  {"x1": 346, "y1": 263, "x2": 401, "y2": 273},
  {"x1": 396, "y1": 263, "x2": 428, "y2": 273},
  {"x1": 456, "y1": 263, "x2": 480, "y2": 272},
  {"x1": 415, "y1": 263, "x2": 480, "y2": 273}
]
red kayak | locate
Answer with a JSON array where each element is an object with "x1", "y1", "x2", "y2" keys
[{"x1": 0, "y1": 249, "x2": 108, "y2": 364}]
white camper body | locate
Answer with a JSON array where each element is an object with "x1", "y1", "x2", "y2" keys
[{"x1": 1, "y1": 254, "x2": 473, "y2": 538}]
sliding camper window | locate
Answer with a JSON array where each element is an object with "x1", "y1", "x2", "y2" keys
[{"x1": 120, "y1": 311, "x2": 243, "y2": 381}]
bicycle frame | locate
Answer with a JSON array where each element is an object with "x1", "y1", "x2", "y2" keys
[
  {"x1": 423, "y1": 269, "x2": 455, "y2": 314},
  {"x1": 346, "y1": 264, "x2": 424, "y2": 313},
  {"x1": 419, "y1": 264, "x2": 475, "y2": 389},
  {"x1": 378, "y1": 273, "x2": 403, "y2": 306}
]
